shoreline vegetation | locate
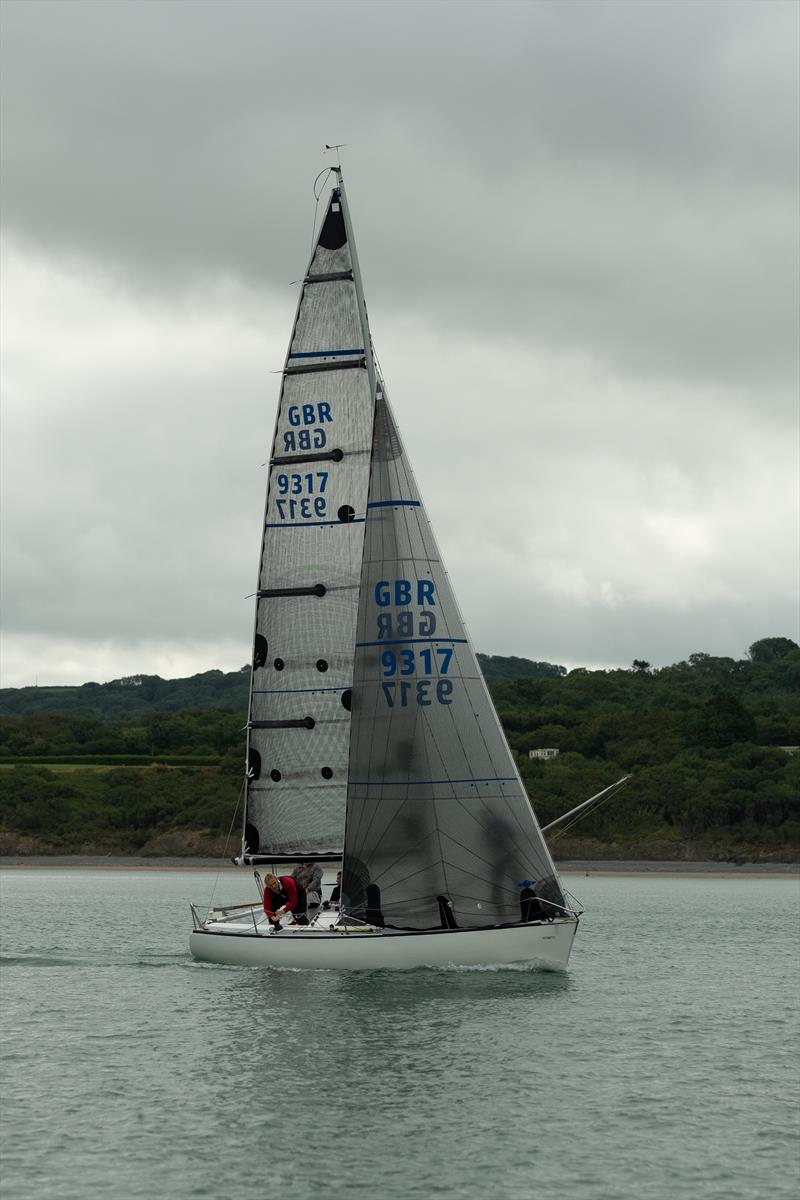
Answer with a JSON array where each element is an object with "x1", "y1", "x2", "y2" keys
[
  {"x1": 1, "y1": 638, "x2": 798, "y2": 865},
  {"x1": 1, "y1": 829, "x2": 797, "y2": 869},
  {"x1": 1, "y1": 855, "x2": 796, "y2": 877}
]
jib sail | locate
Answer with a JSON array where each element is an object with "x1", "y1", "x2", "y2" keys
[{"x1": 342, "y1": 389, "x2": 565, "y2": 927}]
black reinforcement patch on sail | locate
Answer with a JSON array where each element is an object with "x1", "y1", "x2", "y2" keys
[
  {"x1": 317, "y1": 196, "x2": 347, "y2": 250},
  {"x1": 253, "y1": 634, "x2": 268, "y2": 668},
  {"x1": 248, "y1": 748, "x2": 262, "y2": 780},
  {"x1": 244, "y1": 822, "x2": 260, "y2": 853}
]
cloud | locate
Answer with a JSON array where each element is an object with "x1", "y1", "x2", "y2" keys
[
  {"x1": 2, "y1": 239, "x2": 796, "y2": 686},
  {"x1": 1, "y1": 241, "x2": 280, "y2": 660},
  {"x1": 0, "y1": 0, "x2": 797, "y2": 686},
  {"x1": 2, "y1": 1, "x2": 797, "y2": 386}
]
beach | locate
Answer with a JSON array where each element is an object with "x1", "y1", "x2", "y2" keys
[{"x1": 1, "y1": 854, "x2": 796, "y2": 877}]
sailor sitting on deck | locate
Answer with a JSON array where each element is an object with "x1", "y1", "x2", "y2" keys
[
  {"x1": 263, "y1": 873, "x2": 309, "y2": 929},
  {"x1": 325, "y1": 870, "x2": 342, "y2": 910}
]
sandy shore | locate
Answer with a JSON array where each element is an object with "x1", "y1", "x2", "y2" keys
[{"x1": 0, "y1": 855, "x2": 797, "y2": 877}]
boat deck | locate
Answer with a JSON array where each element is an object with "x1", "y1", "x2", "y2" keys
[{"x1": 199, "y1": 903, "x2": 364, "y2": 938}]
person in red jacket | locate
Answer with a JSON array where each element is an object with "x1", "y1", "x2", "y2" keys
[{"x1": 262, "y1": 873, "x2": 308, "y2": 928}]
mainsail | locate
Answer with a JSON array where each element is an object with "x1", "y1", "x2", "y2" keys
[
  {"x1": 243, "y1": 179, "x2": 376, "y2": 860},
  {"x1": 342, "y1": 388, "x2": 566, "y2": 929}
]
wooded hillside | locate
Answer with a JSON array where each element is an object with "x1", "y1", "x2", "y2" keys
[{"x1": 1, "y1": 638, "x2": 797, "y2": 859}]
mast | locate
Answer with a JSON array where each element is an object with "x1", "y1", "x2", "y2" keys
[{"x1": 336, "y1": 170, "x2": 377, "y2": 408}]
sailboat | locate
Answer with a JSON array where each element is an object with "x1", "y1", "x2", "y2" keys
[{"x1": 189, "y1": 168, "x2": 614, "y2": 970}]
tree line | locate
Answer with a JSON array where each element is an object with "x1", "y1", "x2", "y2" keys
[{"x1": 1, "y1": 638, "x2": 797, "y2": 857}]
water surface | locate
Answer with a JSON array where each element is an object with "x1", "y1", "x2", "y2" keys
[{"x1": 1, "y1": 870, "x2": 797, "y2": 1199}]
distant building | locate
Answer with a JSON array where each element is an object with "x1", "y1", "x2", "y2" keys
[
  {"x1": 528, "y1": 748, "x2": 559, "y2": 761},
  {"x1": 778, "y1": 746, "x2": 799, "y2": 755}
]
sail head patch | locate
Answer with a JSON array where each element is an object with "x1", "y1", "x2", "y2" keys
[{"x1": 317, "y1": 195, "x2": 347, "y2": 250}]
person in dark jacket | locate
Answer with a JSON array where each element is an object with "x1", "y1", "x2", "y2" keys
[
  {"x1": 291, "y1": 861, "x2": 323, "y2": 908},
  {"x1": 263, "y1": 873, "x2": 308, "y2": 928}
]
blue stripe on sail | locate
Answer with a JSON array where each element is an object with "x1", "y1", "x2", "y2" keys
[
  {"x1": 367, "y1": 500, "x2": 421, "y2": 509},
  {"x1": 266, "y1": 518, "x2": 365, "y2": 529},
  {"x1": 355, "y1": 637, "x2": 468, "y2": 648},
  {"x1": 288, "y1": 348, "x2": 364, "y2": 359},
  {"x1": 348, "y1": 777, "x2": 518, "y2": 787},
  {"x1": 252, "y1": 687, "x2": 350, "y2": 695}
]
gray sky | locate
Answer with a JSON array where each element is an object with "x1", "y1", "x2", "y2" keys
[{"x1": 1, "y1": 0, "x2": 798, "y2": 688}]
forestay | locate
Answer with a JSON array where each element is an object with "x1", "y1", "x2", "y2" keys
[
  {"x1": 244, "y1": 185, "x2": 375, "y2": 860},
  {"x1": 342, "y1": 390, "x2": 565, "y2": 929}
]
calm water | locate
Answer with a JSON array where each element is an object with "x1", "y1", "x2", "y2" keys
[{"x1": 0, "y1": 870, "x2": 798, "y2": 1200}]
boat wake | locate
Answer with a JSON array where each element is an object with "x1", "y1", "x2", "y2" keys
[
  {"x1": 429, "y1": 960, "x2": 565, "y2": 973},
  {"x1": 0, "y1": 954, "x2": 89, "y2": 968},
  {"x1": 0, "y1": 952, "x2": 190, "y2": 969}
]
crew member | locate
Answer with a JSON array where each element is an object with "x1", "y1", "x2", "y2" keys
[
  {"x1": 326, "y1": 870, "x2": 342, "y2": 908},
  {"x1": 262, "y1": 873, "x2": 308, "y2": 927},
  {"x1": 292, "y1": 860, "x2": 323, "y2": 908}
]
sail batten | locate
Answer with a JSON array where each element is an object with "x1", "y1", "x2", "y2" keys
[
  {"x1": 349, "y1": 776, "x2": 518, "y2": 786},
  {"x1": 284, "y1": 359, "x2": 366, "y2": 376},
  {"x1": 304, "y1": 270, "x2": 355, "y2": 284}
]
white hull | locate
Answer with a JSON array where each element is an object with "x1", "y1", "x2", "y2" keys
[{"x1": 189, "y1": 915, "x2": 578, "y2": 970}]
